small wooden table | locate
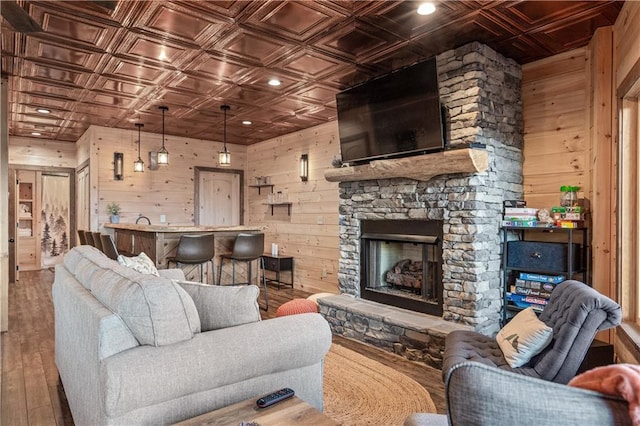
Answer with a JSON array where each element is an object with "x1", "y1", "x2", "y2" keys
[
  {"x1": 261, "y1": 253, "x2": 294, "y2": 289},
  {"x1": 175, "y1": 396, "x2": 337, "y2": 425}
]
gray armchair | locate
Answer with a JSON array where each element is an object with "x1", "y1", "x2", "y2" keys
[
  {"x1": 405, "y1": 361, "x2": 631, "y2": 426},
  {"x1": 443, "y1": 280, "x2": 622, "y2": 383}
]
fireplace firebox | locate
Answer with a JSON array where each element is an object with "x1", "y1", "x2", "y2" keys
[{"x1": 360, "y1": 220, "x2": 443, "y2": 316}]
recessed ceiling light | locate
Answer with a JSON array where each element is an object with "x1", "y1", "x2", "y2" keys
[
  {"x1": 268, "y1": 78, "x2": 281, "y2": 87},
  {"x1": 31, "y1": 132, "x2": 42, "y2": 136},
  {"x1": 417, "y1": 2, "x2": 436, "y2": 15},
  {"x1": 242, "y1": 120, "x2": 252, "y2": 125},
  {"x1": 36, "y1": 108, "x2": 51, "y2": 114}
]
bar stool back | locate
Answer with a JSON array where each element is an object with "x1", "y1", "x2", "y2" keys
[
  {"x1": 218, "y1": 233, "x2": 268, "y2": 310},
  {"x1": 91, "y1": 232, "x2": 104, "y2": 252},
  {"x1": 101, "y1": 234, "x2": 119, "y2": 260},
  {"x1": 77, "y1": 230, "x2": 87, "y2": 245},
  {"x1": 167, "y1": 233, "x2": 215, "y2": 284}
]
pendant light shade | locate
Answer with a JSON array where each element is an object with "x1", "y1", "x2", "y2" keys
[
  {"x1": 219, "y1": 104, "x2": 231, "y2": 167},
  {"x1": 134, "y1": 123, "x2": 144, "y2": 172},
  {"x1": 158, "y1": 106, "x2": 169, "y2": 165}
]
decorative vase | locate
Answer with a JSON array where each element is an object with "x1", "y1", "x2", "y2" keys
[{"x1": 110, "y1": 215, "x2": 120, "y2": 224}]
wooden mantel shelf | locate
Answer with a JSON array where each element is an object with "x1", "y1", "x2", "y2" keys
[{"x1": 324, "y1": 148, "x2": 489, "y2": 183}]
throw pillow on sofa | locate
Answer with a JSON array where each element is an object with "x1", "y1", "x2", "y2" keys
[
  {"x1": 176, "y1": 281, "x2": 261, "y2": 331},
  {"x1": 91, "y1": 268, "x2": 201, "y2": 346},
  {"x1": 117, "y1": 252, "x2": 159, "y2": 276},
  {"x1": 496, "y1": 307, "x2": 553, "y2": 368}
]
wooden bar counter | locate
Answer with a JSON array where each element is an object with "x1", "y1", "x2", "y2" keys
[{"x1": 103, "y1": 224, "x2": 263, "y2": 282}]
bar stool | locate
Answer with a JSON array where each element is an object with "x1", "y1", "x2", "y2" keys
[
  {"x1": 167, "y1": 234, "x2": 215, "y2": 284},
  {"x1": 218, "y1": 233, "x2": 268, "y2": 310},
  {"x1": 100, "y1": 234, "x2": 119, "y2": 260},
  {"x1": 91, "y1": 232, "x2": 104, "y2": 252}
]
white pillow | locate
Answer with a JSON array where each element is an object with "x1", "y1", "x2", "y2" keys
[
  {"x1": 117, "y1": 252, "x2": 160, "y2": 276},
  {"x1": 496, "y1": 307, "x2": 553, "y2": 368}
]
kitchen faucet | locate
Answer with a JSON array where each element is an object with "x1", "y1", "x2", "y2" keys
[{"x1": 136, "y1": 215, "x2": 151, "y2": 225}]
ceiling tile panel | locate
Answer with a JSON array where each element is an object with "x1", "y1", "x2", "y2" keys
[
  {"x1": 246, "y1": 1, "x2": 346, "y2": 42},
  {"x1": 24, "y1": 60, "x2": 89, "y2": 87},
  {"x1": 30, "y1": 3, "x2": 119, "y2": 49},
  {"x1": 103, "y1": 56, "x2": 171, "y2": 84},
  {"x1": 17, "y1": 93, "x2": 71, "y2": 111},
  {"x1": 217, "y1": 28, "x2": 296, "y2": 67},
  {"x1": 23, "y1": 79, "x2": 82, "y2": 100},
  {"x1": 278, "y1": 49, "x2": 349, "y2": 80},
  {"x1": 189, "y1": 52, "x2": 248, "y2": 83},
  {"x1": 1, "y1": 0, "x2": 623, "y2": 144},
  {"x1": 93, "y1": 76, "x2": 148, "y2": 97},
  {"x1": 167, "y1": 73, "x2": 225, "y2": 96},
  {"x1": 27, "y1": 38, "x2": 100, "y2": 72}
]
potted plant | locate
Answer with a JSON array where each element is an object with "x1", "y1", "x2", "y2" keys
[{"x1": 107, "y1": 202, "x2": 121, "y2": 224}]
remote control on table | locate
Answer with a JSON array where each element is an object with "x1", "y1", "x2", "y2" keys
[{"x1": 256, "y1": 388, "x2": 295, "y2": 408}]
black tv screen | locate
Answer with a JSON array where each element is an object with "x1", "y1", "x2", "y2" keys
[{"x1": 336, "y1": 57, "x2": 444, "y2": 165}]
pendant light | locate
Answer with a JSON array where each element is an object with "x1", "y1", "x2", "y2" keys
[
  {"x1": 157, "y1": 106, "x2": 169, "y2": 165},
  {"x1": 219, "y1": 104, "x2": 231, "y2": 167},
  {"x1": 134, "y1": 123, "x2": 144, "y2": 172}
]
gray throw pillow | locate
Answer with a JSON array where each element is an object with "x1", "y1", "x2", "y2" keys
[
  {"x1": 176, "y1": 281, "x2": 261, "y2": 331},
  {"x1": 91, "y1": 268, "x2": 201, "y2": 346}
]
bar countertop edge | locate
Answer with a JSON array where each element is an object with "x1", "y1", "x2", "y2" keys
[{"x1": 103, "y1": 224, "x2": 264, "y2": 233}]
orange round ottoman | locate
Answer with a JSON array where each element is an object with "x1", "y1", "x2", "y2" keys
[{"x1": 276, "y1": 298, "x2": 318, "y2": 317}]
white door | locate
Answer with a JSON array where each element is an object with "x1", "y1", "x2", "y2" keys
[
  {"x1": 197, "y1": 170, "x2": 241, "y2": 226},
  {"x1": 76, "y1": 165, "x2": 90, "y2": 236},
  {"x1": 40, "y1": 172, "x2": 71, "y2": 267}
]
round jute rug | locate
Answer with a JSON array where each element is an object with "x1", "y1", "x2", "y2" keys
[{"x1": 323, "y1": 343, "x2": 437, "y2": 425}]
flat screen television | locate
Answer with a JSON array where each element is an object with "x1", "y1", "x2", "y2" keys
[{"x1": 336, "y1": 57, "x2": 445, "y2": 165}]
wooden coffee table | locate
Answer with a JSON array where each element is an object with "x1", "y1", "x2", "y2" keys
[{"x1": 175, "y1": 396, "x2": 338, "y2": 425}]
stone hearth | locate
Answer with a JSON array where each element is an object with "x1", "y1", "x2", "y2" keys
[{"x1": 324, "y1": 40, "x2": 524, "y2": 355}]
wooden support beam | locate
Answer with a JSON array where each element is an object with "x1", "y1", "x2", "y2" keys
[{"x1": 324, "y1": 148, "x2": 489, "y2": 183}]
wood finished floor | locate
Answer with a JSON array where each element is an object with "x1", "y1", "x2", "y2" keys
[{"x1": 1, "y1": 269, "x2": 446, "y2": 425}]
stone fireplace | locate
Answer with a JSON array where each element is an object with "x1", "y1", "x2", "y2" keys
[{"x1": 327, "y1": 41, "x2": 524, "y2": 338}]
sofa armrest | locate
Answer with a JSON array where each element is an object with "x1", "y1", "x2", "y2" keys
[
  {"x1": 101, "y1": 313, "x2": 331, "y2": 418},
  {"x1": 158, "y1": 268, "x2": 186, "y2": 281},
  {"x1": 444, "y1": 362, "x2": 631, "y2": 426}
]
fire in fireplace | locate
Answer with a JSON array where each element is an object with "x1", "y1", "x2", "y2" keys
[{"x1": 360, "y1": 219, "x2": 443, "y2": 316}]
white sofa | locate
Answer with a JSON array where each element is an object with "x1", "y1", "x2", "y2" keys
[{"x1": 53, "y1": 246, "x2": 332, "y2": 425}]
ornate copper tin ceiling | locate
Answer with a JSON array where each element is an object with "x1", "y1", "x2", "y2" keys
[{"x1": 1, "y1": 0, "x2": 623, "y2": 144}]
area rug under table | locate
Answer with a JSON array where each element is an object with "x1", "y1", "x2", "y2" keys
[{"x1": 323, "y1": 343, "x2": 437, "y2": 425}]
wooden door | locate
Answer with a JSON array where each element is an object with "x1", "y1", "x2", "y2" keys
[{"x1": 196, "y1": 168, "x2": 243, "y2": 226}]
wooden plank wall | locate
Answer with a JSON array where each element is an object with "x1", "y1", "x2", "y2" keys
[
  {"x1": 246, "y1": 122, "x2": 341, "y2": 294},
  {"x1": 85, "y1": 126, "x2": 247, "y2": 230},
  {"x1": 8, "y1": 137, "x2": 76, "y2": 168},
  {"x1": 522, "y1": 48, "x2": 590, "y2": 210}
]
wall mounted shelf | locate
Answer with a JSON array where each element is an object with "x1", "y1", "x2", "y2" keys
[
  {"x1": 248, "y1": 184, "x2": 274, "y2": 195},
  {"x1": 263, "y1": 202, "x2": 292, "y2": 216}
]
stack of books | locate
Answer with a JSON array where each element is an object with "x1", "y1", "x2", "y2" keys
[
  {"x1": 502, "y1": 206, "x2": 539, "y2": 227},
  {"x1": 507, "y1": 272, "x2": 565, "y2": 312}
]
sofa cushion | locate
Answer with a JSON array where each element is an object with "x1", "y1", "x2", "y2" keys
[
  {"x1": 496, "y1": 307, "x2": 553, "y2": 368},
  {"x1": 66, "y1": 246, "x2": 200, "y2": 346},
  {"x1": 176, "y1": 281, "x2": 261, "y2": 331},
  {"x1": 117, "y1": 252, "x2": 159, "y2": 276}
]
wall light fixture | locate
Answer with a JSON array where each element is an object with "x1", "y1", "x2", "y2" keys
[
  {"x1": 300, "y1": 153, "x2": 309, "y2": 182},
  {"x1": 114, "y1": 152, "x2": 124, "y2": 180}
]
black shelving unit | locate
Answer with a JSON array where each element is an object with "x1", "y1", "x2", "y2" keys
[{"x1": 501, "y1": 226, "x2": 589, "y2": 325}]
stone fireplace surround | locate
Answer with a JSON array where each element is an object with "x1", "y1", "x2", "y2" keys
[{"x1": 319, "y1": 41, "x2": 524, "y2": 368}]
